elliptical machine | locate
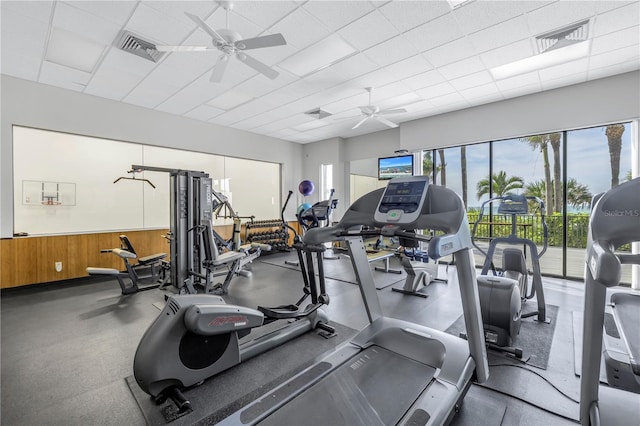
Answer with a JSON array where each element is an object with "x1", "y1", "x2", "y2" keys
[
  {"x1": 133, "y1": 225, "x2": 335, "y2": 413},
  {"x1": 471, "y1": 194, "x2": 549, "y2": 356}
]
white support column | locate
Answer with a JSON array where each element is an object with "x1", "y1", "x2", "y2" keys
[{"x1": 632, "y1": 120, "x2": 639, "y2": 290}]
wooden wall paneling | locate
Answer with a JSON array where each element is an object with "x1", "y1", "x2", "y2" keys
[
  {"x1": 67, "y1": 233, "x2": 89, "y2": 279},
  {"x1": 13, "y1": 237, "x2": 37, "y2": 287},
  {"x1": 0, "y1": 239, "x2": 15, "y2": 288}
]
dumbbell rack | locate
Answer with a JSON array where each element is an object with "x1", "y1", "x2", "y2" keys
[{"x1": 245, "y1": 219, "x2": 290, "y2": 252}]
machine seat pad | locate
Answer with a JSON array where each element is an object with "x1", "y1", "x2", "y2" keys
[
  {"x1": 210, "y1": 250, "x2": 245, "y2": 266},
  {"x1": 137, "y1": 253, "x2": 166, "y2": 264},
  {"x1": 86, "y1": 267, "x2": 120, "y2": 276},
  {"x1": 477, "y1": 275, "x2": 518, "y2": 289}
]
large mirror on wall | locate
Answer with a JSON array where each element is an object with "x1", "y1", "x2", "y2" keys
[{"x1": 12, "y1": 126, "x2": 281, "y2": 235}]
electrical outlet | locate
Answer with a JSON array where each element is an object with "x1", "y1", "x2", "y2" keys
[{"x1": 55, "y1": 262, "x2": 63, "y2": 272}]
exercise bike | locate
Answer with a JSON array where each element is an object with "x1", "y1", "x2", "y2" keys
[
  {"x1": 471, "y1": 193, "x2": 549, "y2": 358},
  {"x1": 133, "y1": 231, "x2": 335, "y2": 413}
]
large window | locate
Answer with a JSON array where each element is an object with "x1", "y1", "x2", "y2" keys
[{"x1": 425, "y1": 121, "x2": 635, "y2": 283}]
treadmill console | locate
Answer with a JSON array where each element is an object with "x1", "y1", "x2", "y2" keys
[{"x1": 374, "y1": 176, "x2": 429, "y2": 225}]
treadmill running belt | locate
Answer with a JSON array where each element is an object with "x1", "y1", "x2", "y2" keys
[
  {"x1": 259, "y1": 345, "x2": 436, "y2": 426},
  {"x1": 611, "y1": 292, "x2": 640, "y2": 375}
]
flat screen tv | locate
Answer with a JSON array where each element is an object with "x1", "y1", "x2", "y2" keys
[{"x1": 378, "y1": 155, "x2": 414, "y2": 180}]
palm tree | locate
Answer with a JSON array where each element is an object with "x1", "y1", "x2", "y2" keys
[
  {"x1": 605, "y1": 124, "x2": 625, "y2": 187},
  {"x1": 476, "y1": 170, "x2": 524, "y2": 199},
  {"x1": 548, "y1": 133, "x2": 562, "y2": 213},
  {"x1": 437, "y1": 148, "x2": 446, "y2": 186},
  {"x1": 461, "y1": 146, "x2": 467, "y2": 207},
  {"x1": 422, "y1": 150, "x2": 434, "y2": 180},
  {"x1": 567, "y1": 178, "x2": 592, "y2": 210},
  {"x1": 520, "y1": 134, "x2": 554, "y2": 214},
  {"x1": 624, "y1": 170, "x2": 633, "y2": 182},
  {"x1": 525, "y1": 179, "x2": 546, "y2": 199}
]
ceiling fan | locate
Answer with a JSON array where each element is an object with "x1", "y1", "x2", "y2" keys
[
  {"x1": 351, "y1": 87, "x2": 407, "y2": 129},
  {"x1": 155, "y1": 1, "x2": 286, "y2": 82}
]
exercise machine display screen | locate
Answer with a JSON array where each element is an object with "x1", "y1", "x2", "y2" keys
[{"x1": 374, "y1": 177, "x2": 429, "y2": 224}]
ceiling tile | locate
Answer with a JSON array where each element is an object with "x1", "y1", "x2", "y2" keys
[
  {"x1": 422, "y1": 37, "x2": 477, "y2": 67},
  {"x1": 363, "y1": 35, "x2": 419, "y2": 68},
  {"x1": 540, "y1": 72, "x2": 587, "y2": 91},
  {"x1": 1, "y1": 8, "x2": 49, "y2": 59},
  {"x1": 233, "y1": 1, "x2": 298, "y2": 30},
  {"x1": 500, "y1": 82, "x2": 543, "y2": 100},
  {"x1": 480, "y1": 39, "x2": 535, "y2": 68},
  {"x1": 330, "y1": 53, "x2": 379, "y2": 80},
  {"x1": 416, "y1": 82, "x2": 457, "y2": 99},
  {"x1": 2, "y1": 1, "x2": 53, "y2": 23},
  {"x1": 468, "y1": 16, "x2": 529, "y2": 53},
  {"x1": 458, "y1": 82, "x2": 501, "y2": 100},
  {"x1": 127, "y1": 3, "x2": 194, "y2": 45},
  {"x1": 64, "y1": 1, "x2": 137, "y2": 26},
  {"x1": 204, "y1": 6, "x2": 265, "y2": 40},
  {"x1": 155, "y1": 73, "x2": 229, "y2": 115},
  {"x1": 592, "y1": 3, "x2": 640, "y2": 37},
  {"x1": 352, "y1": 68, "x2": 398, "y2": 90},
  {"x1": 588, "y1": 59, "x2": 640, "y2": 80},
  {"x1": 495, "y1": 71, "x2": 541, "y2": 92},
  {"x1": 53, "y1": 2, "x2": 123, "y2": 46},
  {"x1": 403, "y1": 13, "x2": 465, "y2": 52},
  {"x1": 267, "y1": 7, "x2": 330, "y2": 49},
  {"x1": 403, "y1": 69, "x2": 446, "y2": 91},
  {"x1": 378, "y1": 1, "x2": 451, "y2": 32},
  {"x1": 293, "y1": 119, "x2": 331, "y2": 132},
  {"x1": 243, "y1": 111, "x2": 285, "y2": 130},
  {"x1": 384, "y1": 54, "x2": 433, "y2": 80},
  {"x1": 124, "y1": 79, "x2": 182, "y2": 109},
  {"x1": 428, "y1": 91, "x2": 468, "y2": 108},
  {"x1": 39, "y1": 60, "x2": 91, "y2": 92},
  {"x1": 437, "y1": 56, "x2": 486, "y2": 80},
  {"x1": 452, "y1": 0, "x2": 525, "y2": 34},
  {"x1": 1, "y1": 52, "x2": 41, "y2": 81},
  {"x1": 302, "y1": 1, "x2": 374, "y2": 31},
  {"x1": 207, "y1": 88, "x2": 256, "y2": 110},
  {"x1": 148, "y1": 51, "x2": 215, "y2": 87},
  {"x1": 184, "y1": 104, "x2": 225, "y2": 121},
  {"x1": 525, "y1": 1, "x2": 597, "y2": 36},
  {"x1": 377, "y1": 92, "x2": 422, "y2": 110},
  {"x1": 449, "y1": 70, "x2": 494, "y2": 91},
  {"x1": 589, "y1": 45, "x2": 640, "y2": 70},
  {"x1": 538, "y1": 58, "x2": 588, "y2": 81},
  {"x1": 142, "y1": 2, "x2": 218, "y2": 28},
  {"x1": 337, "y1": 10, "x2": 398, "y2": 51},
  {"x1": 591, "y1": 26, "x2": 640, "y2": 55}
]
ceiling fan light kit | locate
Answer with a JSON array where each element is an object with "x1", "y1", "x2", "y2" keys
[{"x1": 154, "y1": 2, "x2": 287, "y2": 83}]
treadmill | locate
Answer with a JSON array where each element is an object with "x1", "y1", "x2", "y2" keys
[
  {"x1": 580, "y1": 177, "x2": 640, "y2": 425},
  {"x1": 220, "y1": 176, "x2": 489, "y2": 425}
]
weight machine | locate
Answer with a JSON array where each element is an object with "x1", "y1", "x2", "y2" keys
[{"x1": 128, "y1": 165, "x2": 265, "y2": 295}]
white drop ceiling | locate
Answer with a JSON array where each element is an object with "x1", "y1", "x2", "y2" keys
[{"x1": 2, "y1": 1, "x2": 639, "y2": 144}]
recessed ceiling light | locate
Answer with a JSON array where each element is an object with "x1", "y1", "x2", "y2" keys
[
  {"x1": 45, "y1": 28, "x2": 105, "y2": 73},
  {"x1": 279, "y1": 34, "x2": 357, "y2": 77},
  {"x1": 490, "y1": 40, "x2": 591, "y2": 80}
]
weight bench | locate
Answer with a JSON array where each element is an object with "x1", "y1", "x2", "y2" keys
[
  {"x1": 87, "y1": 248, "x2": 161, "y2": 295},
  {"x1": 367, "y1": 249, "x2": 401, "y2": 274}
]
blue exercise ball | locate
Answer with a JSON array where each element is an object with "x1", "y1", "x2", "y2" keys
[
  {"x1": 297, "y1": 203, "x2": 312, "y2": 217},
  {"x1": 298, "y1": 180, "x2": 315, "y2": 196}
]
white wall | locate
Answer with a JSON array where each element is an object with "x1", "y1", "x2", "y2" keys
[
  {"x1": 399, "y1": 71, "x2": 640, "y2": 151},
  {"x1": 1, "y1": 75, "x2": 303, "y2": 238}
]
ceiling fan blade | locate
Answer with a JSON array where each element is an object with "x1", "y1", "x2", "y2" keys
[
  {"x1": 236, "y1": 33, "x2": 286, "y2": 50},
  {"x1": 378, "y1": 108, "x2": 407, "y2": 115},
  {"x1": 211, "y1": 55, "x2": 229, "y2": 83},
  {"x1": 375, "y1": 116, "x2": 399, "y2": 128},
  {"x1": 237, "y1": 52, "x2": 279, "y2": 80},
  {"x1": 185, "y1": 12, "x2": 226, "y2": 45},
  {"x1": 352, "y1": 116, "x2": 370, "y2": 129},
  {"x1": 358, "y1": 106, "x2": 375, "y2": 115},
  {"x1": 155, "y1": 45, "x2": 213, "y2": 52}
]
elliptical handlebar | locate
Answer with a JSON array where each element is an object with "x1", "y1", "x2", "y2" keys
[{"x1": 470, "y1": 194, "x2": 548, "y2": 257}]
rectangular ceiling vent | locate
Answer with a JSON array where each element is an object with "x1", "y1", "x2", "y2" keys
[
  {"x1": 305, "y1": 108, "x2": 333, "y2": 119},
  {"x1": 536, "y1": 19, "x2": 590, "y2": 54},
  {"x1": 117, "y1": 31, "x2": 165, "y2": 63}
]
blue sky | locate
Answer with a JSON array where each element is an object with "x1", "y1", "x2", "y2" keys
[
  {"x1": 380, "y1": 155, "x2": 413, "y2": 169},
  {"x1": 431, "y1": 123, "x2": 632, "y2": 208}
]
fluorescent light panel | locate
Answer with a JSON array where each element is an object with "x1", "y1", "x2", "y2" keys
[
  {"x1": 45, "y1": 28, "x2": 105, "y2": 73},
  {"x1": 278, "y1": 34, "x2": 356, "y2": 77},
  {"x1": 491, "y1": 40, "x2": 591, "y2": 80}
]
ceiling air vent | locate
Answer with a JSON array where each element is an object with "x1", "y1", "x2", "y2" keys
[
  {"x1": 117, "y1": 31, "x2": 165, "y2": 63},
  {"x1": 305, "y1": 108, "x2": 333, "y2": 119},
  {"x1": 536, "y1": 19, "x2": 590, "y2": 54}
]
